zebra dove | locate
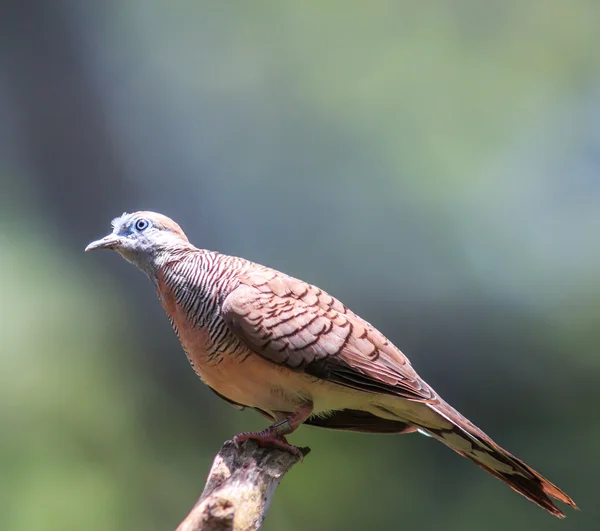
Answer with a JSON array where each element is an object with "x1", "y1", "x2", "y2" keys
[{"x1": 86, "y1": 211, "x2": 577, "y2": 518}]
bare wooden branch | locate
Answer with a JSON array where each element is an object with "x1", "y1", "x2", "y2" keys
[{"x1": 175, "y1": 440, "x2": 310, "y2": 531}]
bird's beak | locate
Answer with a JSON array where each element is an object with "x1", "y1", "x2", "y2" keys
[{"x1": 85, "y1": 234, "x2": 123, "y2": 252}]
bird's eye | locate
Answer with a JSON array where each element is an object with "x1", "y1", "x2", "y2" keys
[{"x1": 135, "y1": 218, "x2": 149, "y2": 231}]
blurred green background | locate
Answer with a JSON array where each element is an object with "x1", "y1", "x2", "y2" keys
[{"x1": 1, "y1": 1, "x2": 599, "y2": 529}]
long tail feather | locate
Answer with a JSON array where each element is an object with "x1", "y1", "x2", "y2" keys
[{"x1": 423, "y1": 400, "x2": 578, "y2": 518}]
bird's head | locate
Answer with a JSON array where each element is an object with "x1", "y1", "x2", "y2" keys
[{"x1": 85, "y1": 211, "x2": 190, "y2": 273}]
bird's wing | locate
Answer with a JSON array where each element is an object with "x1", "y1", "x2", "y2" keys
[{"x1": 222, "y1": 269, "x2": 434, "y2": 401}]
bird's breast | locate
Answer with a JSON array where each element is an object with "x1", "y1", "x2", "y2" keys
[
  {"x1": 154, "y1": 273, "x2": 311, "y2": 413},
  {"x1": 154, "y1": 272, "x2": 371, "y2": 417}
]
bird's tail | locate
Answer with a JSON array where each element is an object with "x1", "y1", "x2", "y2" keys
[{"x1": 420, "y1": 399, "x2": 578, "y2": 518}]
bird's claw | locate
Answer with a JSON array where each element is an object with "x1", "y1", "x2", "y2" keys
[{"x1": 233, "y1": 431, "x2": 305, "y2": 461}]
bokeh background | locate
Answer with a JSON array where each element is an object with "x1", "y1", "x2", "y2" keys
[{"x1": 1, "y1": 1, "x2": 599, "y2": 530}]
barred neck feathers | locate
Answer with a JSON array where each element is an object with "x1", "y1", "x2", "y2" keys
[
  {"x1": 158, "y1": 251, "x2": 246, "y2": 330},
  {"x1": 135, "y1": 240, "x2": 194, "y2": 281}
]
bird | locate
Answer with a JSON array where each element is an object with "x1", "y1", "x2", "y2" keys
[{"x1": 86, "y1": 211, "x2": 577, "y2": 518}]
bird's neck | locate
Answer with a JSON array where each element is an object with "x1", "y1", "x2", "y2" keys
[
  {"x1": 135, "y1": 242, "x2": 196, "y2": 284},
  {"x1": 152, "y1": 248, "x2": 233, "y2": 328}
]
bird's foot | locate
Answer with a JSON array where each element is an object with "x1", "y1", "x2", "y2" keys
[
  {"x1": 233, "y1": 404, "x2": 313, "y2": 460},
  {"x1": 233, "y1": 430, "x2": 305, "y2": 460}
]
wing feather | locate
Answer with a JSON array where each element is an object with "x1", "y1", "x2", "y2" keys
[{"x1": 222, "y1": 269, "x2": 434, "y2": 401}]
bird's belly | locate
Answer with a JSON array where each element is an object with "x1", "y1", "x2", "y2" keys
[
  {"x1": 196, "y1": 347, "x2": 311, "y2": 412},
  {"x1": 178, "y1": 328, "x2": 369, "y2": 416}
]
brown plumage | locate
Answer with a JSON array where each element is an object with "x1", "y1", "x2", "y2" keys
[{"x1": 86, "y1": 211, "x2": 578, "y2": 518}]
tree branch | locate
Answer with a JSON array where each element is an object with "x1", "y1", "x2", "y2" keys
[{"x1": 175, "y1": 440, "x2": 310, "y2": 531}]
